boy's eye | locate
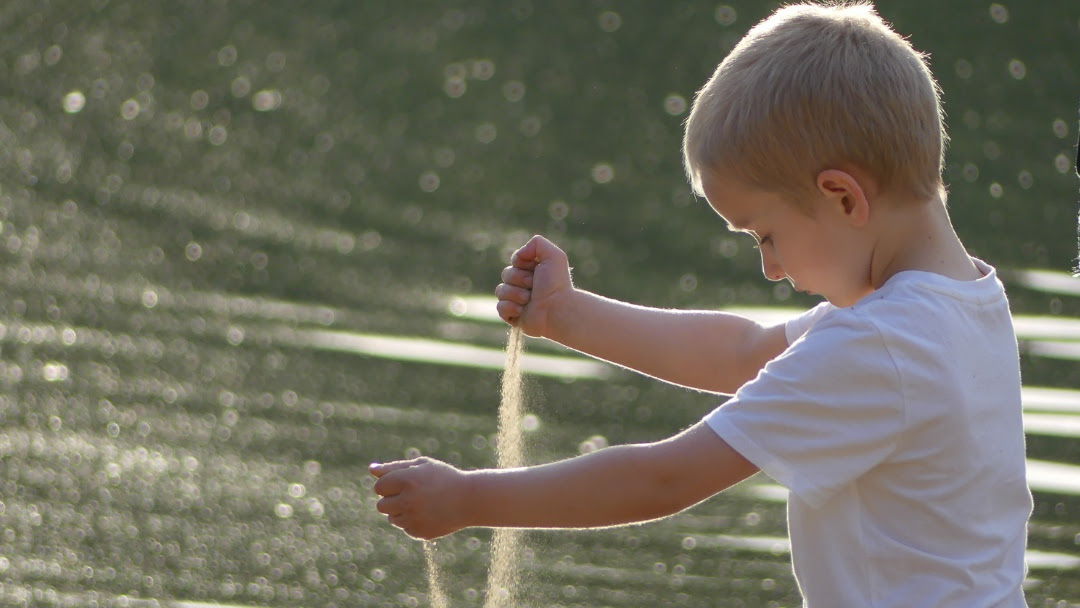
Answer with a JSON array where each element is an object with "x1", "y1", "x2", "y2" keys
[{"x1": 753, "y1": 234, "x2": 771, "y2": 248}]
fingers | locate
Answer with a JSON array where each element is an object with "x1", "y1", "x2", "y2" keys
[
  {"x1": 497, "y1": 267, "x2": 533, "y2": 325},
  {"x1": 496, "y1": 299, "x2": 523, "y2": 324},
  {"x1": 500, "y1": 266, "x2": 534, "y2": 288},
  {"x1": 495, "y1": 283, "x2": 530, "y2": 306},
  {"x1": 369, "y1": 457, "x2": 427, "y2": 479},
  {"x1": 510, "y1": 234, "x2": 560, "y2": 269},
  {"x1": 376, "y1": 494, "x2": 400, "y2": 516}
]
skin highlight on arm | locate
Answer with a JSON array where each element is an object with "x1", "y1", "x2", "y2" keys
[{"x1": 371, "y1": 422, "x2": 759, "y2": 540}]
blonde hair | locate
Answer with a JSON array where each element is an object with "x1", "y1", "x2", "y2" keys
[{"x1": 683, "y1": 1, "x2": 947, "y2": 202}]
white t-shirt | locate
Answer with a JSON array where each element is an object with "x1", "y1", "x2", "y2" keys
[{"x1": 705, "y1": 260, "x2": 1032, "y2": 608}]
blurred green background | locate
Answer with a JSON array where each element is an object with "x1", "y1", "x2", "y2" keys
[{"x1": 0, "y1": 0, "x2": 1078, "y2": 606}]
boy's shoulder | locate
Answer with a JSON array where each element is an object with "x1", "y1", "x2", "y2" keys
[{"x1": 786, "y1": 260, "x2": 1013, "y2": 368}]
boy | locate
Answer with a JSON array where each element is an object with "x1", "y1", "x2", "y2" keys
[{"x1": 371, "y1": 2, "x2": 1032, "y2": 606}]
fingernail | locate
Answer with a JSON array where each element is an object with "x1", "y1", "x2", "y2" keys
[{"x1": 369, "y1": 462, "x2": 382, "y2": 470}]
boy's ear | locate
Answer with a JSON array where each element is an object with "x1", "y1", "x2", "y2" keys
[{"x1": 816, "y1": 169, "x2": 870, "y2": 227}]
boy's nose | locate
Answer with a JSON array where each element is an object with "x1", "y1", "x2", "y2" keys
[{"x1": 759, "y1": 250, "x2": 786, "y2": 282}]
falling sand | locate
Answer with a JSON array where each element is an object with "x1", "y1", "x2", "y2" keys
[
  {"x1": 421, "y1": 326, "x2": 527, "y2": 607},
  {"x1": 484, "y1": 325, "x2": 527, "y2": 608},
  {"x1": 424, "y1": 541, "x2": 449, "y2": 608}
]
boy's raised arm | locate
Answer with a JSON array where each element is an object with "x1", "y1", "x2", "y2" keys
[
  {"x1": 496, "y1": 235, "x2": 789, "y2": 394},
  {"x1": 370, "y1": 422, "x2": 758, "y2": 540}
]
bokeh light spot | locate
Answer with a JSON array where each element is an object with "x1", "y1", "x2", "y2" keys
[
  {"x1": 591, "y1": 163, "x2": 615, "y2": 184},
  {"x1": 62, "y1": 91, "x2": 85, "y2": 113},
  {"x1": 664, "y1": 94, "x2": 687, "y2": 116},
  {"x1": 119, "y1": 95, "x2": 141, "y2": 121},
  {"x1": 253, "y1": 89, "x2": 282, "y2": 111},
  {"x1": 1007, "y1": 59, "x2": 1026, "y2": 80},
  {"x1": 419, "y1": 171, "x2": 440, "y2": 192},
  {"x1": 191, "y1": 89, "x2": 209, "y2": 110},
  {"x1": 989, "y1": 3, "x2": 1009, "y2": 23},
  {"x1": 715, "y1": 5, "x2": 737, "y2": 25},
  {"x1": 503, "y1": 81, "x2": 525, "y2": 102},
  {"x1": 598, "y1": 11, "x2": 622, "y2": 32}
]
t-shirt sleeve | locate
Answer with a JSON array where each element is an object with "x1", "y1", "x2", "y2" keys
[
  {"x1": 705, "y1": 312, "x2": 904, "y2": 508},
  {"x1": 784, "y1": 301, "x2": 834, "y2": 345}
]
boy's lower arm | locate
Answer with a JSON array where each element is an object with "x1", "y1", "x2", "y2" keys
[
  {"x1": 462, "y1": 423, "x2": 757, "y2": 530},
  {"x1": 546, "y1": 289, "x2": 785, "y2": 393}
]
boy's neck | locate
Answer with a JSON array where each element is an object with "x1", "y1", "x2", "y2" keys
[{"x1": 868, "y1": 192, "x2": 982, "y2": 289}]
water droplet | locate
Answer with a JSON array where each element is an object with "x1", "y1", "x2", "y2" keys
[
  {"x1": 62, "y1": 91, "x2": 85, "y2": 113},
  {"x1": 715, "y1": 5, "x2": 737, "y2": 26}
]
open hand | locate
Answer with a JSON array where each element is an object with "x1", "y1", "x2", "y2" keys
[
  {"x1": 495, "y1": 235, "x2": 573, "y2": 337},
  {"x1": 370, "y1": 457, "x2": 470, "y2": 540}
]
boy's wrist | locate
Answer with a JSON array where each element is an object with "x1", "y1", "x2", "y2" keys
[
  {"x1": 453, "y1": 469, "x2": 485, "y2": 530},
  {"x1": 543, "y1": 287, "x2": 586, "y2": 344}
]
